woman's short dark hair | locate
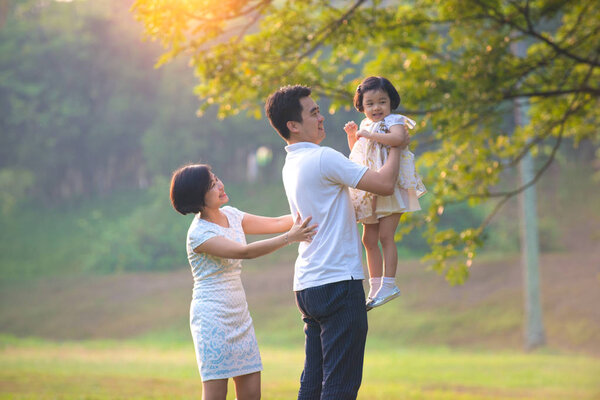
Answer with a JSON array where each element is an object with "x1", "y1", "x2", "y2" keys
[
  {"x1": 170, "y1": 164, "x2": 212, "y2": 215},
  {"x1": 353, "y1": 76, "x2": 401, "y2": 112},
  {"x1": 265, "y1": 85, "x2": 312, "y2": 140}
]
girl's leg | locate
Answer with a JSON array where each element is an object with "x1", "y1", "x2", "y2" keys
[
  {"x1": 233, "y1": 371, "x2": 261, "y2": 400},
  {"x1": 378, "y1": 213, "x2": 402, "y2": 278},
  {"x1": 362, "y1": 223, "x2": 382, "y2": 298},
  {"x1": 372, "y1": 214, "x2": 402, "y2": 302},
  {"x1": 202, "y1": 378, "x2": 228, "y2": 400}
]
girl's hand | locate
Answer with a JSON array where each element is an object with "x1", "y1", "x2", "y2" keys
[
  {"x1": 287, "y1": 213, "x2": 318, "y2": 243},
  {"x1": 344, "y1": 121, "x2": 358, "y2": 137},
  {"x1": 356, "y1": 129, "x2": 372, "y2": 140}
]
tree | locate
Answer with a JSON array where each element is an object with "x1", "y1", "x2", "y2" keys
[
  {"x1": 0, "y1": 0, "x2": 164, "y2": 199},
  {"x1": 132, "y1": 0, "x2": 599, "y2": 282}
]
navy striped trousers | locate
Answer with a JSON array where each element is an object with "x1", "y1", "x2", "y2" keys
[{"x1": 294, "y1": 279, "x2": 368, "y2": 400}]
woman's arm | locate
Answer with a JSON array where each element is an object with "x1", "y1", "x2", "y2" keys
[
  {"x1": 195, "y1": 215, "x2": 316, "y2": 259},
  {"x1": 242, "y1": 213, "x2": 293, "y2": 235},
  {"x1": 358, "y1": 124, "x2": 409, "y2": 148}
]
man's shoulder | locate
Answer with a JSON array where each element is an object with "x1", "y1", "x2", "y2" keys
[
  {"x1": 319, "y1": 146, "x2": 346, "y2": 158},
  {"x1": 286, "y1": 144, "x2": 341, "y2": 161}
]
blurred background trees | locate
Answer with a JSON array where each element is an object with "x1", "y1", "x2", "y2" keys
[
  {"x1": 0, "y1": 0, "x2": 291, "y2": 204},
  {"x1": 0, "y1": 0, "x2": 355, "y2": 278}
]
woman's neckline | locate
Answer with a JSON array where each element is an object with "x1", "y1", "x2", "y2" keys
[{"x1": 199, "y1": 208, "x2": 230, "y2": 229}]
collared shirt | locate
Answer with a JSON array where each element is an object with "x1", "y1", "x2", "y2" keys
[{"x1": 282, "y1": 142, "x2": 368, "y2": 291}]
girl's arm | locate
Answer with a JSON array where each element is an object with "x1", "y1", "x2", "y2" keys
[
  {"x1": 242, "y1": 213, "x2": 293, "y2": 235},
  {"x1": 344, "y1": 121, "x2": 359, "y2": 151},
  {"x1": 358, "y1": 124, "x2": 409, "y2": 148},
  {"x1": 194, "y1": 214, "x2": 316, "y2": 259}
]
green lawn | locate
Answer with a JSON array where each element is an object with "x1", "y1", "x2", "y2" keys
[
  {"x1": 1, "y1": 337, "x2": 598, "y2": 400},
  {"x1": 1, "y1": 161, "x2": 598, "y2": 399}
]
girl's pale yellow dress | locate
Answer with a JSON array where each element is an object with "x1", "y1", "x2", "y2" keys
[{"x1": 349, "y1": 114, "x2": 426, "y2": 224}]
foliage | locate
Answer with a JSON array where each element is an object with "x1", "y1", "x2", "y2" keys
[
  {"x1": 0, "y1": 186, "x2": 158, "y2": 280},
  {"x1": 0, "y1": 0, "x2": 162, "y2": 199},
  {"x1": 0, "y1": 168, "x2": 33, "y2": 215},
  {"x1": 132, "y1": 0, "x2": 600, "y2": 282},
  {"x1": 0, "y1": 179, "x2": 295, "y2": 279},
  {"x1": 0, "y1": 0, "x2": 279, "y2": 204},
  {"x1": 83, "y1": 178, "x2": 190, "y2": 273}
]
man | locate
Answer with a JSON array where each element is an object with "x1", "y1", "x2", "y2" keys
[{"x1": 265, "y1": 85, "x2": 407, "y2": 400}]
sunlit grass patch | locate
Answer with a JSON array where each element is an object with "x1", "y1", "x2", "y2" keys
[{"x1": 1, "y1": 337, "x2": 599, "y2": 400}]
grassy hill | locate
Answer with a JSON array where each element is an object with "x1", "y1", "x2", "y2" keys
[
  {"x1": 0, "y1": 156, "x2": 599, "y2": 354},
  {"x1": 1, "y1": 247, "x2": 599, "y2": 355},
  {"x1": 0, "y1": 156, "x2": 599, "y2": 399}
]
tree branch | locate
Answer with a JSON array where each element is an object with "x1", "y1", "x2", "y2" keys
[
  {"x1": 463, "y1": 50, "x2": 597, "y2": 207},
  {"x1": 477, "y1": 126, "x2": 563, "y2": 232},
  {"x1": 474, "y1": 0, "x2": 600, "y2": 67},
  {"x1": 504, "y1": 87, "x2": 600, "y2": 99},
  {"x1": 233, "y1": 2, "x2": 269, "y2": 44},
  {"x1": 183, "y1": 0, "x2": 272, "y2": 22},
  {"x1": 297, "y1": 0, "x2": 367, "y2": 60},
  {"x1": 504, "y1": 49, "x2": 599, "y2": 168}
]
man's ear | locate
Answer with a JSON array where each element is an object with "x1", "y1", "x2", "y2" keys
[{"x1": 287, "y1": 120, "x2": 299, "y2": 134}]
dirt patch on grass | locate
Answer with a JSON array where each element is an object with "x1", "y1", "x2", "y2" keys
[
  {"x1": 0, "y1": 271, "x2": 192, "y2": 340},
  {"x1": 1, "y1": 248, "x2": 598, "y2": 355}
]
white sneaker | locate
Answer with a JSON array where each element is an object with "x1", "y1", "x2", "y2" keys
[{"x1": 366, "y1": 286, "x2": 401, "y2": 310}]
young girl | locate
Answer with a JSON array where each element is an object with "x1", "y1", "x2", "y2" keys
[{"x1": 344, "y1": 76, "x2": 426, "y2": 310}]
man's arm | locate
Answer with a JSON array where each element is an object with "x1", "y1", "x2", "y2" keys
[{"x1": 355, "y1": 146, "x2": 401, "y2": 196}]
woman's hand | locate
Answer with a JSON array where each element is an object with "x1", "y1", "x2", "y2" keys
[{"x1": 287, "y1": 214, "x2": 318, "y2": 243}]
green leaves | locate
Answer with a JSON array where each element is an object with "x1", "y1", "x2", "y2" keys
[{"x1": 132, "y1": 0, "x2": 600, "y2": 282}]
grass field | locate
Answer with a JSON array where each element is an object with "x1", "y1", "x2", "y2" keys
[
  {"x1": 1, "y1": 159, "x2": 599, "y2": 399},
  {"x1": 1, "y1": 336, "x2": 599, "y2": 400},
  {"x1": 1, "y1": 245, "x2": 599, "y2": 399}
]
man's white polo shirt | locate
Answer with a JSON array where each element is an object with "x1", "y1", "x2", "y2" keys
[{"x1": 282, "y1": 142, "x2": 368, "y2": 291}]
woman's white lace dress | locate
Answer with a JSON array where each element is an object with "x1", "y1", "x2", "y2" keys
[{"x1": 186, "y1": 206, "x2": 262, "y2": 381}]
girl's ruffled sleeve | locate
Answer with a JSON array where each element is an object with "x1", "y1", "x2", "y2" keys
[{"x1": 385, "y1": 114, "x2": 417, "y2": 130}]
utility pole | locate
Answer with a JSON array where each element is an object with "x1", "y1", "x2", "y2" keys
[{"x1": 511, "y1": 39, "x2": 546, "y2": 350}]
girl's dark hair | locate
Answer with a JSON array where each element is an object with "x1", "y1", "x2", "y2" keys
[
  {"x1": 170, "y1": 164, "x2": 212, "y2": 215},
  {"x1": 265, "y1": 85, "x2": 312, "y2": 140},
  {"x1": 353, "y1": 76, "x2": 401, "y2": 112}
]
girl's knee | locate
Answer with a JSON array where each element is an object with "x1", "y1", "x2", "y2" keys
[
  {"x1": 378, "y1": 230, "x2": 396, "y2": 247},
  {"x1": 362, "y1": 230, "x2": 379, "y2": 249},
  {"x1": 362, "y1": 236, "x2": 378, "y2": 249}
]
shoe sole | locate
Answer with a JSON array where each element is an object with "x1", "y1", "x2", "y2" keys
[{"x1": 367, "y1": 290, "x2": 401, "y2": 311}]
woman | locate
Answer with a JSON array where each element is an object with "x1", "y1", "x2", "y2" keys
[{"x1": 169, "y1": 164, "x2": 316, "y2": 400}]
